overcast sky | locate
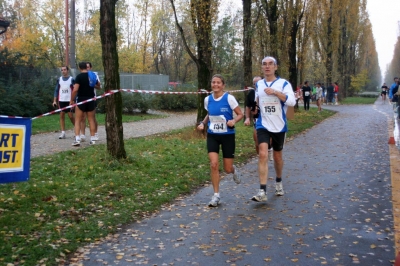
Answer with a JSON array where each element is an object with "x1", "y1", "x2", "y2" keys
[{"x1": 367, "y1": 0, "x2": 400, "y2": 78}]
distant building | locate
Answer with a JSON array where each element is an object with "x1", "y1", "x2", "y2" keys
[{"x1": 168, "y1": 82, "x2": 181, "y2": 88}]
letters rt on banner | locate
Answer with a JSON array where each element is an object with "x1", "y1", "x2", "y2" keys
[{"x1": 0, "y1": 118, "x2": 31, "y2": 183}]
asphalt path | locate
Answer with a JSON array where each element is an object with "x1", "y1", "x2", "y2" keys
[{"x1": 71, "y1": 100, "x2": 395, "y2": 266}]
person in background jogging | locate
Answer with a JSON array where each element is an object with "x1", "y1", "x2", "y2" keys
[
  {"x1": 197, "y1": 74, "x2": 243, "y2": 207},
  {"x1": 315, "y1": 83, "x2": 323, "y2": 113},
  {"x1": 381, "y1": 82, "x2": 388, "y2": 103},
  {"x1": 251, "y1": 56, "x2": 296, "y2": 202},
  {"x1": 53, "y1": 66, "x2": 75, "y2": 139},
  {"x1": 244, "y1": 76, "x2": 262, "y2": 154}
]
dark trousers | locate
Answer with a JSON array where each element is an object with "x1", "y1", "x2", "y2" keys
[
  {"x1": 327, "y1": 93, "x2": 334, "y2": 103},
  {"x1": 303, "y1": 96, "x2": 310, "y2": 110}
]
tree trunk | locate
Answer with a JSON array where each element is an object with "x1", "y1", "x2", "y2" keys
[
  {"x1": 242, "y1": 0, "x2": 252, "y2": 88},
  {"x1": 339, "y1": 10, "x2": 347, "y2": 98},
  {"x1": 326, "y1": 0, "x2": 334, "y2": 84},
  {"x1": 261, "y1": 0, "x2": 279, "y2": 58},
  {"x1": 242, "y1": 0, "x2": 252, "y2": 119},
  {"x1": 170, "y1": 0, "x2": 213, "y2": 123},
  {"x1": 288, "y1": 20, "x2": 298, "y2": 90},
  {"x1": 100, "y1": 0, "x2": 127, "y2": 159},
  {"x1": 197, "y1": 60, "x2": 211, "y2": 122}
]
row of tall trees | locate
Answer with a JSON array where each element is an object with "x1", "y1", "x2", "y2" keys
[
  {"x1": 0, "y1": 0, "x2": 390, "y2": 158},
  {"x1": 385, "y1": 34, "x2": 400, "y2": 84},
  {"x1": 0, "y1": 0, "x2": 382, "y2": 95}
]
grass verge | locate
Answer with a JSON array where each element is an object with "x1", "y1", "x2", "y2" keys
[
  {"x1": 340, "y1": 96, "x2": 377, "y2": 105},
  {"x1": 31, "y1": 112, "x2": 165, "y2": 135},
  {"x1": 0, "y1": 107, "x2": 334, "y2": 265}
]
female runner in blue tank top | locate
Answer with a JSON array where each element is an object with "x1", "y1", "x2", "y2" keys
[{"x1": 197, "y1": 74, "x2": 244, "y2": 207}]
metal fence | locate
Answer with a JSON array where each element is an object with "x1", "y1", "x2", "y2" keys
[
  {"x1": 96, "y1": 72, "x2": 169, "y2": 91},
  {"x1": 0, "y1": 67, "x2": 169, "y2": 91}
]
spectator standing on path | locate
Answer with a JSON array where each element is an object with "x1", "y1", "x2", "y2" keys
[
  {"x1": 79, "y1": 62, "x2": 101, "y2": 142},
  {"x1": 294, "y1": 83, "x2": 302, "y2": 109},
  {"x1": 70, "y1": 62, "x2": 100, "y2": 146},
  {"x1": 321, "y1": 83, "x2": 326, "y2": 105},
  {"x1": 334, "y1": 82, "x2": 339, "y2": 105},
  {"x1": 381, "y1": 83, "x2": 388, "y2": 102},
  {"x1": 315, "y1": 83, "x2": 323, "y2": 113},
  {"x1": 197, "y1": 74, "x2": 243, "y2": 207},
  {"x1": 301, "y1": 81, "x2": 311, "y2": 111},
  {"x1": 327, "y1": 82, "x2": 335, "y2": 105},
  {"x1": 244, "y1": 76, "x2": 262, "y2": 154},
  {"x1": 53, "y1": 66, "x2": 75, "y2": 139},
  {"x1": 251, "y1": 56, "x2": 296, "y2": 202},
  {"x1": 389, "y1": 77, "x2": 399, "y2": 118},
  {"x1": 312, "y1": 83, "x2": 317, "y2": 103}
]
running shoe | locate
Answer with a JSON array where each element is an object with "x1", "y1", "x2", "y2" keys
[
  {"x1": 89, "y1": 140, "x2": 96, "y2": 145},
  {"x1": 251, "y1": 189, "x2": 267, "y2": 202},
  {"x1": 58, "y1": 132, "x2": 66, "y2": 139},
  {"x1": 91, "y1": 135, "x2": 99, "y2": 141},
  {"x1": 268, "y1": 149, "x2": 273, "y2": 161},
  {"x1": 94, "y1": 133, "x2": 99, "y2": 140},
  {"x1": 208, "y1": 195, "x2": 220, "y2": 207},
  {"x1": 233, "y1": 165, "x2": 241, "y2": 184},
  {"x1": 275, "y1": 182, "x2": 284, "y2": 196},
  {"x1": 80, "y1": 135, "x2": 86, "y2": 142},
  {"x1": 72, "y1": 140, "x2": 80, "y2": 146}
]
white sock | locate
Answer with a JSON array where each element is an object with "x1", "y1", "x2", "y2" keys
[
  {"x1": 214, "y1": 193, "x2": 220, "y2": 198},
  {"x1": 75, "y1": 136, "x2": 80, "y2": 141},
  {"x1": 61, "y1": 131, "x2": 65, "y2": 134}
]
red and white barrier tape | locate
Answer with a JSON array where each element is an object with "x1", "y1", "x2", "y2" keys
[
  {"x1": 120, "y1": 88, "x2": 251, "y2": 94},
  {"x1": 31, "y1": 90, "x2": 119, "y2": 120},
  {"x1": 120, "y1": 89, "x2": 208, "y2": 94},
  {"x1": 1, "y1": 87, "x2": 251, "y2": 119}
]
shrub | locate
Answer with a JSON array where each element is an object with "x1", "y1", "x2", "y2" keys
[
  {"x1": 153, "y1": 86, "x2": 197, "y2": 111},
  {"x1": 121, "y1": 91, "x2": 153, "y2": 113},
  {"x1": 0, "y1": 70, "x2": 54, "y2": 117}
]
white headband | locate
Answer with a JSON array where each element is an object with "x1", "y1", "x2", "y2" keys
[{"x1": 262, "y1": 56, "x2": 277, "y2": 65}]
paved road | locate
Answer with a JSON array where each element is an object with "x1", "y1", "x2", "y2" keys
[
  {"x1": 30, "y1": 112, "x2": 196, "y2": 158},
  {"x1": 70, "y1": 100, "x2": 395, "y2": 265}
]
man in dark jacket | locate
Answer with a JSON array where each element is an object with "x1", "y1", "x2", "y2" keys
[{"x1": 326, "y1": 82, "x2": 335, "y2": 105}]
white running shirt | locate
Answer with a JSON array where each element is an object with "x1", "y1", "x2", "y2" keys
[{"x1": 255, "y1": 78, "x2": 296, "y2": 133}]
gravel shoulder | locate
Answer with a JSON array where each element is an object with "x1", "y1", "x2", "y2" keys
[{"x1": 30, "y1": 112, "x2": 197, "y2": 158}]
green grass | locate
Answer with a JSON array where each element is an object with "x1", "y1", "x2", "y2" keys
[
  {"x1": 0, "y1": 107, "x2": 335, "y2": 265},
  {"x1": 31, "y1": 112, "x2": 165, "y2": 135},
  {"x1": 340, "y1": 96, "x2": 377, "y2": 105}
]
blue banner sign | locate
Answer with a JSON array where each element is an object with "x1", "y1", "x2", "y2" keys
[{"x1": 0, "y1": 117, "x2": 31, "y2": 183}]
